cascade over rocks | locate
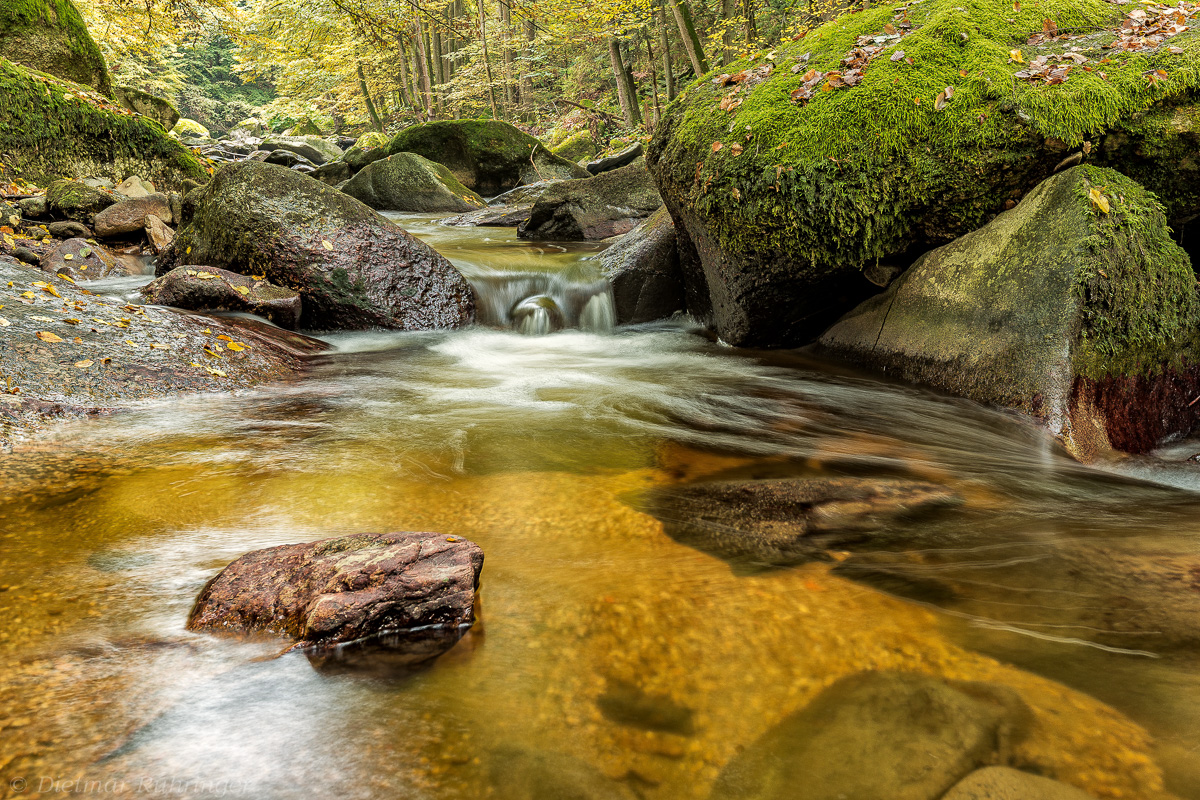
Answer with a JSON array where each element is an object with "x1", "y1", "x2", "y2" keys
[
  {"x1": 819, "y1": 166, "x2": 1200, "y2": 459},
  {"x1": 517, "y1": 162, "x2": 663, "y2": 240},
  {"x1": 341, "y1": 152, "x2": 486, "y2": 212},
  {"x1": 187, "y1": 531, "x2": 484, "y2": 650},
  {"x1": 142, "y1": 266, "x2": 303, "y2": 330},
  {"x1": 386, "y1": 119, "x2": 589, "y2": 196},
  {"x1": 0, "y1": 0, "x2": 112, "y2": 96},
  {"x1": 156, "y1": 161, "x2": 476, "y2": 331},
  {"x1": 598, "y1": 207, "x2": 686, "y2": 324},
  {"x1": 647, "y1": 0, "x2": 1200, "y2": 347}
]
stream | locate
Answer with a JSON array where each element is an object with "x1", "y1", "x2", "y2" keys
[{"x1": 2, "y1": 214, "x2": 1200, "y2": 799}]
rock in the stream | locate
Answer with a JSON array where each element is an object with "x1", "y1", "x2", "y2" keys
[
  {"x1": 144, "y1": 213, "x2": 174, "y2": 254},
  {"x1": 441, "y1": 205, "x2": 534, "y2": 228},
  {"x1": 38, "y1": 237, "x2": 126, "y2": 280},
  {"x1": 115, "y1": 176, "x2": 155, "y2": 198},
  {"x1": 709, "y1": 671, "x2": 1031, "y2": 800},
  {"x1": 18, "y1": 196, "x2": 47, "y2": 218},
  {"x1": 156, "y1": 161, "x2": 476, "y2": 331},
  {"x1": 311, "y1": 160, "x2": 351, "y2": 187},
  {"x1": 187, "y1": 531, "x2": 484, "y2": 649},
  {"x1": 586, "y1": 142, "x2": 644, "y2": 175},
  {"x1": 518, "y1": 162, "x2": 663, "y2": 241},
  {"x1": 46, "y1": 220, "x2": 90, "y2": 239},
  {"x1": 341, "y1": 152, "x2": 486, "y2": 212},
  {"x1": 819, "y1": 166, "x2": 1200, "y2": 459},
  {"x1": 171, "y1": 118, "x2": 209, "y2": 139},
  {"x1": 488, "y1": 747, "x2": 637, "y2": 800},
  {"x1": 260, "y1": 134, "x2": 343, "y2": 166},
  {"x1": 45, "y1": 179, "x2": 116, "y2": 222},
  {"x1": 550, "y1": 129, "x2": 599, "y2": 162},
  {"x1": 142, "y1": 266, "x2": 302, "y2": 329},
  {"x1": 599, "y1": 207, "x2": 685, "y2": 324},
  {"x1": 943, "y1": 767, "x2": 1098, "y2": 800},
  {"x1": 93, "y1": 193, "x2": 173, "y2": 237},
  {"x1": 386, "y1": 119, "x2": 589, "y2": 196},
  {"x1": 644, "y1": 476, "x2": 960, "y2": 567}
]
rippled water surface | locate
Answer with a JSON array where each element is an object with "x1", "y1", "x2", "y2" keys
[{"x1": 3, "y1": 215, "x2": 1200, "y2": 799}]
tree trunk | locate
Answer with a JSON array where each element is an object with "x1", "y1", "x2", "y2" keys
[
  {"x1": 499, "y1": 0, "x2": 516, "y2": 108},
  {"x1": 657, "y1": 0, "x2": 674, "y2": 101},
  {"x1": 477, "y1": 0, "x2": 501, "y2": 119},
  {"x1": 396, "y1": 36, "x2": 416, "y2": 113},
  {"x1": 608, "y1": 35, "x2": 641, "y2": 127},
  {"x1": 357, "y1": 63, "x2": 384, "y2": 131},
  {"x1": 431, "y1": 26, "x2": 445, "y2": 117},
  {"x1": 643, "y1": 28, "x2": 660, "y2": 128},
  {"x1": 743, "y1": 0, "x2": 757, "y2": 45},
  {"x1": 670, "y1": 0, "x2": 708, "y2": 77},
  {"x1": 521, "y1": 19, "x2": 535, "y2": 118},
  {"x1": 721, "y1": 0, "x2": 736, "y2": 65}
]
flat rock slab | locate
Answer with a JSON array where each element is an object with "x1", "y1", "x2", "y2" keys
[
  {"x1": 187, "y1": 531, "x2": 484, "y2": 649},
  {"x1": 143, "y1": 266, "x2": 302, "y2": 330},
  {"x1": 943, "y1": 768, "x2": 1097, "y2": 800}
]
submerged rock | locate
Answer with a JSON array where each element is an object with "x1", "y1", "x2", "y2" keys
[
  {"x1": 386, "y1": 119, "x2": 589, "y2": 196},
  {"x1": 599, "y1": 207, "x2": 685, "y2": 324},
  {"x1": 943, "y1": 767, "x2": 1098, "y2": 800},
  {"x1": 187, "y1": 531, "x2": 484, "y2": 649},
  {"x1": 518, "y1": 162, "x2": 663, "y2": 241},
  {"x1": 710, "y1": 671, "x2": 1030, "y2": 800},
  {"x1": 819, "y1": 166, "x2": 1200, "y2": 458},
  {"x1": 488, "y1": 747, "x2": 637, "y2": 800},
  {"x1": 142, "y1": 266, "x2": 302, "y2": 330},
  {"x1": 157, "y1": 161, "x2": 476, "y2": 331},
  {"x1": 648, "y1": 0, "x2": 1200, "y2": 346},
  {"x1": 341, "y1": 152, "x2": 486, "y2": 212},
  {"x1": 0, "y1": 0, "x2": 112, "y2": 96}
]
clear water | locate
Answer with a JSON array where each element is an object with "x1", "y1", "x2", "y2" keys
[{"x1": 2, "y1": 214, "x2": 1200, "y2": 800}]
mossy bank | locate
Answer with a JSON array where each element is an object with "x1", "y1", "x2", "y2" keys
[{"x1": 0, "y1": 0, "x2": 110, "y2": 96}]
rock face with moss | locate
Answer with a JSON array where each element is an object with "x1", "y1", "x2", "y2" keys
[
  {"x1": 0, "y1": 59, "x2": 208, "y2": 189},
  {"x1": 342, "y1": 153, "x2": 486, "y2": 212},
  {"x1": 518, "y1": 162, "x2": 663, "y2": 240},
  {"x1": 157, "y1": 161, "x2": 475, "y2": 331},
  {"x1": 819, "y1": 167, "x2": 1200, "y2": 458},
  {"x1": 550, "y1": 130, "x2": 598, "y2": 162},
  {"x1": 114, "y1": 85, "x2": 180, "y2": 130},
  {"x1": 0, "y1": 0, "x2": 111, "y2": 96},
  {"x1": 387, "y1": 120, "x2": 589, "y2": 197},
  {"x1": 649, "y1": 0, "x2": 1200, "y2": 347}
]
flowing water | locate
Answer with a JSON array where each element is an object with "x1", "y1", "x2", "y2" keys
[{"x1": 2, "y1": 214, "x2": 1200, "y2": 799}]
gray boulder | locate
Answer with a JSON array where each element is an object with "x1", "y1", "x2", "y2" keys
[
  {"x1": 113, "y1": 85, "x2": 180, "y2": 130},
  {"x1": 260, "y1": 135, "x2": 343, "y2": 166},
  {"x1": 586, "y1": 142, "x2": 644, "y2": 175},
  {"x1": 599, "y1": 207, "x2": 685, "y2": 324},
  {"x1": 39, "y1": 238, "x2": 127, "y2": 280},
  {"x1": 342, "y1": 153, "x2": 486, "y2": 213},
  {"x1": 45, "y1": 179, "x2": 116, "y2": 222},
  {"x1": 518, "y1": 162, "x2": 663, "y2": 241}
]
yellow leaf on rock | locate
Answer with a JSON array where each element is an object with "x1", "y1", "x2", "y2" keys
[
  {"x1": 217, "y1": 334, "x2": 233, "y2": 342},
  {"x1": 75, "y1": 359, "x2": 93, "y2": 368},
  {"x1": 234, "y1": 285, "x2": 251, "y2": 295},
  {"x1": 36, "y1": 331, "x2": 63, "y2": 343},
  {"x1": 125, "y1": 340, "x2": 138, "y2": 348},
  {"x1": 321, "y1": 239, "x2": 334, "y2": 250},
  {"x1": 1089, "y1": 186, "x2": 1111, "y2": 213},
  {"x1": 227, "y1": 342, "x2": 246, "y2": 352}
]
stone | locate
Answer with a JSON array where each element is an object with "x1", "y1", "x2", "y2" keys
[
  {"x1": 310, "y1": 161, "x2": 351, "y2": 187},
  {"x1": 186, "y1": 531, "x2": 484, "y2": 649},
  {"x1": 342, "y1": 152, "x2": 487, "y2": 212},
  {"x1": 38, "y1": 237, "x2": 125, "y2": 280},
  {"x1": 709, "y1": 671, "x2": 1030, "y2": 800},
  {"x1": 264, "y1": 149, "x2": 316, "y2": 169},
  {"x1": 0, "y1": 60, "x2": 207, "y2": 189},
  {"x1": 93, "y1": 194, "x2": 173, "y2": 237},
  {"x1": 142, "y1": 266, "x2": 302, "y2": 330},
  {"x1": 586, "y1": 142, "x2": 644, "y2": 175},
  {"x1": 818, "y1": 166, "x2": 1200, "y2": 459},
  {"x1": 170, "y1": 118, "x2": 209, "y2": 139},
  {"x1": 647, "y1": 0, "x2": 1200, "y2": 347},
  {"x1": 599, "y1": 207, "x2": 685, "y2": 324},
  {"x1": 943, "y1": 768, "x2": 1098, "y2": 800},
  {"x1": 46, "y1": 220, "x2": 90, "y2": 239},
  {"x1": 156, "y1": 161, "x2": 475, "y2": 331},
  {"x1": 441, "y1": 206, "x2": 533, "y2": 227},
  {"x1": 260, "y1": 135, "x2": 343, "y2": 166},
  {"x1": 488, "y1": 747, "x2": 637, "y2": 800},
  {"x1": 518, "y1": 162, "x2": 663, "y2": 240},
  {"x1": 143, "y1": 214, "x2": 173, "y2": 255},
  {"x1": 386, "y1": 119, "x2": 589, "y2": 196},
  {"x1": 115, "y1": 176, "x2": 155, "y2": 198},
  {"x1": 113, "y1": 85, "x2": 179, "y2": 130},
  {"x1": 45, "y1": 179, "x2": 116, "y2": 222},
  {"x1": 17, "y1": 196, "x2": 46, "y2": 218},
  {"x1": 644, "y1": 476, "x2": 960, "y2": 567},
  {"x1": 550, "y1": 129, "x2": 599, "y2": 162},
  {"x1": 0, "y1": 0, "x2": 112, "y2": 96}
]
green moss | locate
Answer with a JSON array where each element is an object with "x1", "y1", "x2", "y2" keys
[
  {"x1": 551, "y1": 130, "x2": 599, "y2": 162},
  {"x1": 1071, "y1": 166, "x2": 1200, "y2": 378},
  {"x1": 0, "y1": 0, "x2": 111, "y2": 96},
  {"x1": 0, "y1": 57, "x2": 208, "y2": 189}
]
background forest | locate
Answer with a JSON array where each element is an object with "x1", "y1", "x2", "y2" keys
[{"x1": 74, "y1": 0, "x2": 852, "y2": 146}]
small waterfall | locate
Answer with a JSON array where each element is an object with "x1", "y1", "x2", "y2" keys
[{"x1": 469, "y1": 272, "x2": 616, "y2": 335}]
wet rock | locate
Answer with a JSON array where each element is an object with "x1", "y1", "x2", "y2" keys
[
  {"x1": 342, "y1": 132, "x2": 390, "y2": 172},
  {"x1": 187, "y1": 531, "x2": 484, "y2": 649},
  {"x1": 142, "y1": 266, "x2": 302, "y2": 329},
  {"x1": 488, "y1": 747, "x2": 637, "y2": 800},
  {"x1": 597, "y1": 677, "x2": 696, "y2": 735},
  {"x1": 488, "y1": 181, "x2": 560, "y2": 207},
  {"x1": 93, "y1": 194, "x2": 173, "y2": 237},
  {"x1": 386, "y1": 119, "x2": 589, "y2": 196},
  {"x1": 599, "y1": 207, "x2": 684, "y2": 324},
  {"x1": 157, "y1": 161, "x2": 475, "y2": 331},
  {"x1": 586, "y1": 142, "x2": 644, "y2": 175},
  {"x1": 39, "y1": 238, "x2": 126, "y2": 280},
  {"x1": 342, "y1": 152, "x2": 486, "y2": 212},
  {"x1": 311, "y1": 160, "x2": 351, "y2": 187},
  {"x1": 441, "y1": 205, "x2": 533, "y2": 227},
  {"x1": 819, "y1": 166, "x2": 1200, "y2": 459},
  {"x1": 644, "y1": 476, "x2": 960, "y2": 567},
  {"x1": 260, "y1": 135, "x2": 343, "y2": 166},
  {"x1": 12, "y1": 247, "x2": 39, "y2": 266},
  {"x1": 710, "y1": 671, "x2": 1030, "y2": 800},
  {"x1": 264, "y1": 149, "x2": 316, "y2": 169},
  {"x1": 46, "y1": 220, "x2": 90, "y2": 239},
  {"x1": 943, "y1": 767, "x2": 1097, "y2": 800},
  {"x1": 143, "y1": 214, "x2": 173, "y2": 255},
  {"x1": 518, "y1": 162, "x2": 662, "y2": 241},
  {"x1": 45, "y1": 179, "x2": 116, "y2": 222}
]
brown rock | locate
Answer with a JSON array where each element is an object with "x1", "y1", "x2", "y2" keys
[
  {"x1": 187, "y1": 531, "x2": 484, "y2": 649},
  {"x1": 943, "y1": 767, "x2": 1097, "y2": 800},
  {"x1": 142, "y1": 266, "x2": 302, "y2": 329},
  {"x1": 93, "y1": 194, "x2": 173, "y2": 237},
  {"x1": 38, "y1": 238, "x2": 127, "y2": 280},
  {"x1": 144, "y1": 214, "x2": 174, "y2": 255}
]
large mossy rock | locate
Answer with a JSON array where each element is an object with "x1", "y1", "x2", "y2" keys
[
  {"x1": 113, "y1": 85, "x2": 180, "y2": 131},
  {"x1": 386, "y1": 119, "x2": 589, "y2": 196},
  {"x1": 156, "y1": 161, "x2": 475, "y2": 331},
  {"x1": 342, "y1": 152, "x2": 486, "y2": 212},
  {"x1": 0, "y1": 59, "x2": 208, "y2": 189},
  {"x1": 819, "y1": 166, "x2": 1200, "y2": 458},
  {"x1": 0, "y1": 0, "x2": 111, "y2": 97},
  {"x1": 648, "y1": 0, "x2": 1200, "y2": 347},
  {"x1": 517, "y1": 162, "x2": 663, "y2": 240},
  {"x1": 550, "y1": 130, "x2": 599, "y2": 162}
]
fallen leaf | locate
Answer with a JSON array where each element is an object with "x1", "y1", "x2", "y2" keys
[
  {"x1": 75, "y1": 359, "x2": 93, "y2": 368},
  {"x1": 321, "y1": 239, "x2": 334, "y2": 251},
  {"x1": 36, "y1": 331, "x2": 63, "y2": 343},
  {"x1": 729, "y1": 143, "x2": 744, "y2": 156},
  {"x1": 712, "y1": 141, "x2": 723, "y2": 152},
  {"x1": 1010, "y1": 49, "x2": 1025, "y2": 63},
  {"x1": 226, "y1": 342, "x2": 246, "y2": 352},
  {"x1": 125, "y1": 340, "x2": 138, "y2": 348},
  {"x1": 1089, "y1": 186, "x2": 1111, "y2": 213},
  {"x1": 217, "y1": 334, "x2": 233, "y2": 342}
]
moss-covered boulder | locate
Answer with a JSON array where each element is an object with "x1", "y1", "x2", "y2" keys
[
  {"x1": 387, "y1": 120, "x2": 590, "y2": 197},
  {"x1": 649, "y1": 0, "x2": 1200, "y2": 347},
  {"x1": 45, "y1": 178, "x2": 115, "y2": 221},
  {"x1": 341, "y1": 152, "x2": 486, "y2": 212},
  {"x1": 171, "y1": 118, "x2": 209, "y2": 139},
  {"x1": 0, "y1": 0, "x2": 111, "y2": 97},
  {"x1": 599, "y1": 207, "x2": 686, "y2": 324},
  {"x1": 550, "y1": 130, "x2": 598, "y2": 162},
  {"x1": 518, "y1": 162, "x2": 662, "y2": 240},
  {"x1": 819, "y1": 166, "x2": 1200, "y2": 459},
  {"x1": 0, "y1": 59, "x2": 208, "y2": 189},
  {"x1": 156, "y1": 161, "x2": 475, "y2": 331},
  {"x1": 114, "y1": 85, "x2": 179, "y2": 131}
]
